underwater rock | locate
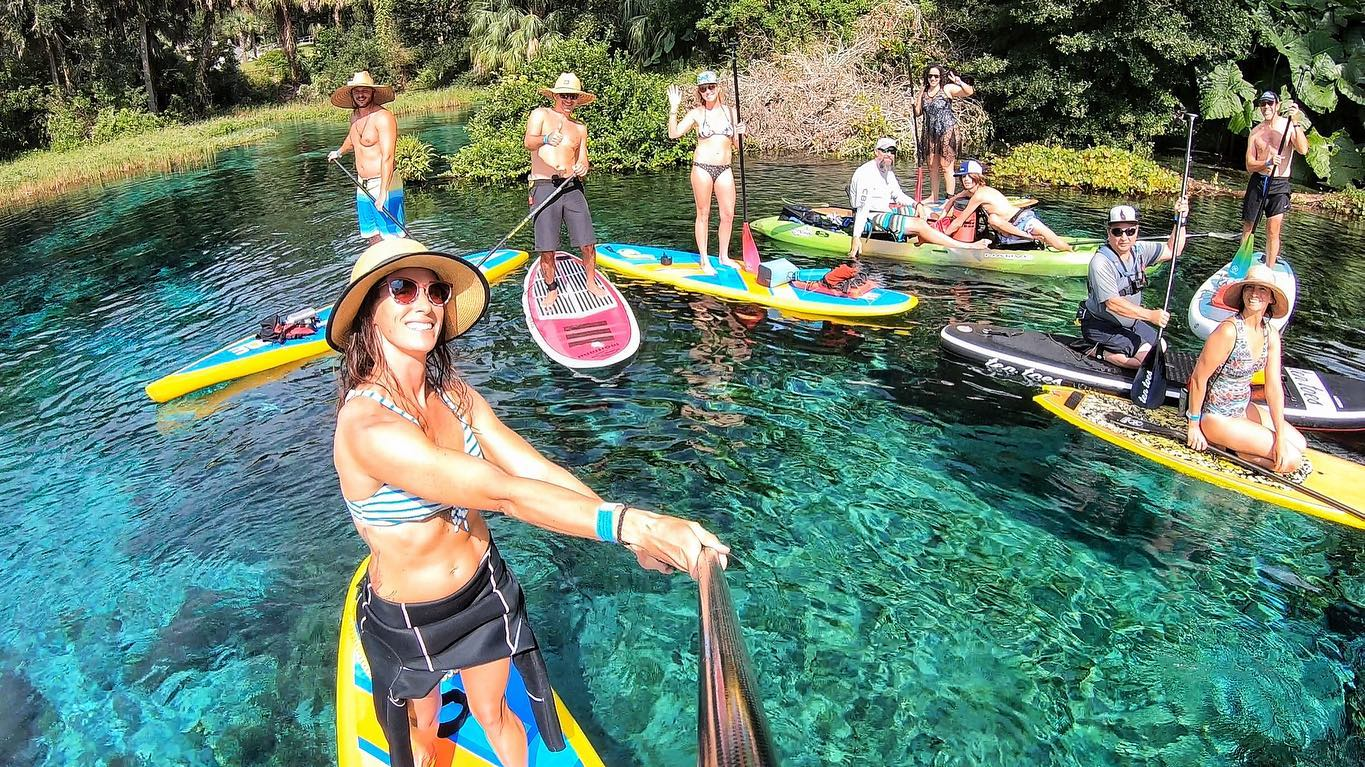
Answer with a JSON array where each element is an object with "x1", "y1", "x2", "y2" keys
[{"x1": 0, "y1": 666, "x2": 54, "y2": 766}]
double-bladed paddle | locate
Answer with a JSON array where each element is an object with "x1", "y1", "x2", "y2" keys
[
  {"x1": 331, "y1": 157, "x2": 414, "y2": 239},
  {"x1": 731, "y1": 46, "x2": 761, "y2": 274},
  {"x1": 1131, "y1": 112, "x2": 1198, "y2": 408},
  {"x1": 1066, "y1": 231, "x2": 1241, "y2": 247}
]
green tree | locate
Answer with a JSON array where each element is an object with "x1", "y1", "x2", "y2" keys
[{"x1": 466, "y1": 0, "x2": 570, "y2": 76}]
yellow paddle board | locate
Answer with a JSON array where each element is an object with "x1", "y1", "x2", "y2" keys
[{"x1": 1035, "y1": 386, "x2": 1365, "y2": 530}]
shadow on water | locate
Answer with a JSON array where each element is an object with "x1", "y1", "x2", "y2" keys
[{"x1": 2, "y1": 111, "x2": 1365, "y2": 766}]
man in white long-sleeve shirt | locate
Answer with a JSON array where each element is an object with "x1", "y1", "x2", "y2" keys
[{"x1": 847, "y1": 138, "x2": 988, "y2": 258}]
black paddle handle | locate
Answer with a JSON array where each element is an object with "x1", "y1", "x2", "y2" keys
[
  {"x1": 331, "y1": 157, "x2": 413, "y2": 238},
  {"x1": 730, "y1": 45, "x2": 750, "y2": 225},
  {"x1": 1110, "y1": 413, "x2": 1365, "y2": 521},
  {"x1": 1151, "y1": 113, "x2": 1199, "y2": 347}
]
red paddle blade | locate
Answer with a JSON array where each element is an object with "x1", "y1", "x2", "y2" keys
[{"x1": 741, "y1": 223, "x2": 761, "y2": 273}]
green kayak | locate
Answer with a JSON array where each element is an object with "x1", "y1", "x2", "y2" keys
[{"x1": 751, "y1": 206, "x2": 1101, "y2": 277}]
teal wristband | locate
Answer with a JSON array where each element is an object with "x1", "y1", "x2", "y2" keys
[
  {"x1": 1187, "y1": 412, "x2": 1201, "y2": 422},
  {"x1": 595, "y1": 503, "x2": 623, "y2": 542},
  {"x1": 541, "y1": 134, "x2": 549, "y2": 146}
]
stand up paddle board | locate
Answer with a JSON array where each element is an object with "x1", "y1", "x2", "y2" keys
[
  {"x1": 336, "y1": 559, "x2": 605, "y2": 767},
  {"x1": 522, "y1": 252, "x2": 640, "y2": 370},
  {"x1": 594, "y1": 242, "x2": 917, "y2": 319},
  {"x1": 1188, "y1": 252, "x2": 1296, "y2": 339},
  {"x1": 145, "y1": 249, "x2": 530, "y2": 403},
  {"x1": 940, "y1": 323, "x2": 1365, "y2": 432},
  {"x1": 1035, "y1": 386, "x2": 1365, "y2": 531}
]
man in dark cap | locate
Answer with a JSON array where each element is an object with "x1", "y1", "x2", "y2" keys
[{"x1": 1242, "y1": 91, "x2": 1307, "y2": 267}]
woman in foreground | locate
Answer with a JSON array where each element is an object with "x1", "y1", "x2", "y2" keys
[
  {"x1": 329, "y1": 238, "x2": 729, "y2": 767},
  {"x1": 1185, "y1": 263, "x2": 1307, "y2": 477}
]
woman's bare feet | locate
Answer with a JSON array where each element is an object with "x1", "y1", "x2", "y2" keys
[{"x1": 716, "y1": 255, "x2": 740, "y2": 270}]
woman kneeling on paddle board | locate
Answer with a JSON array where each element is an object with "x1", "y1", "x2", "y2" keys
[
  {"x1": 667, "y1": 70, "x2": 746, "y2": 276},
  {"x1": 1185, "y1": 263, "x2": 1307, "y2": 476},
  {"x1": 329, "y1": 238, "x2": 729, "y2": 767}
]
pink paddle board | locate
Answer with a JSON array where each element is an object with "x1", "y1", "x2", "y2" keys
[{"x1": 522, "y1": 251, "x2": 640, "y2": 369}]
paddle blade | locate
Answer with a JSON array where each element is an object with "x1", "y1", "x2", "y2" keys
[
  {"x1": 741, "y1": 222, "x2": 761, "y2": 273},
  {"x1": 1228, "y1": 231, "x2": 1256, "y2": 278},
  {"x1": 1130, "y1": 346, "x2": 1168, "y2": 409}
]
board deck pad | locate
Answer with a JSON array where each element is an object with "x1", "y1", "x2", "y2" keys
[
  {"x1": 594, "y1": 242, "x2": 918, "y2": 318},
  {"x1": 337, "y1": 561, "x2": 604, "y2": 767},
  {"x1": 1035, "y1": 386, "x2": 1365, "y2": 531},
  {"x1": 522, "y1": 252, "x2": 640, "y2": 370},
  {"x1": 940, "y1": 322, "x2": 1365, "y2": 431},
  {"x1": 1188, "y1": 252, "x2": 1296, "y2": 340}
]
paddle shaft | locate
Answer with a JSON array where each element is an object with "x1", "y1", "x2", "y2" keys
[
  {"x1": 1115, "y1": 414, "x2": 1365, "y2": 521},
  {"x1": 1131, "y1": 112, "x2": 1197, "y2": 407},
  {"x1": 1066, "y1": 231, "x2": 1238, "y2": 247},
  {"x1": 908, "y1": 89, "x2": 923, "y2": 203},
  {"x1": 476, "y1": 174, "x2": 579, "y2": 268},
  {"x1": 730, "y1": 52, "x2": 750, "y2": 225},
  {"x1": 331, "y1": 157, "x2": 413, "y2": 238}
]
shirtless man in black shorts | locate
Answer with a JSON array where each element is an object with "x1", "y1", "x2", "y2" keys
[
  {"x1": 1242, "y1": 91, "x2": 1307, "y2": 268},
  {"x1": 523, "y1": 72, "x2": 606, "y2": 310}
]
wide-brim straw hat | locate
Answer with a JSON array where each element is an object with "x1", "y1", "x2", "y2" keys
[
  {"x1": 326, "y1": 238, "x2": 490, "y2": 352},
  {"x1": 1215, "y1": 263, "x2": 1290, "y2": 319},
  {"x1": 538, "y1": 72, "x2": 596, "y2": 106},
  {"x1": 331, "y1": 71, "x2": 396, "y2": 109}
]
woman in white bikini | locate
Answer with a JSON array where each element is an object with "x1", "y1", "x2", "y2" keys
[{"x1": 667, "y1": 70, "x2": 747, "y2": 275}]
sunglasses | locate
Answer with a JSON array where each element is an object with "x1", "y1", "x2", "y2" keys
[
  {"x1": 1109, "y1": 227, "x2": 1139, "y2": 237},
  {"x1": 878, "y1": 147, "x2": 898, "y2": 154},
  {"x1": 698, "y1": 84, "x2": 718, "y2": 91},
  {"x1": 386, "y1": 278, "x2": 453, "y2": 306},
  {"x1": 556, "y1": 93, "x2": 578, "y2": 101},
  {"x1": 928, "y1": 73, "x2": 941, "y2": 78}
]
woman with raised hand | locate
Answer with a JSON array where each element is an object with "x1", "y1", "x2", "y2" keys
[
  {"x1": 914, "y1": 63, "x2": 974, "y2": 202},
  {"x1": 1185, "y1": 263, "x2": 1308, "y2": 477},
  {"x1": 329, "y1": 238, "x2": 729, "y2": 767},
  {"x1": 667, "y1": 70, "x2": 747, "y2": 275}
]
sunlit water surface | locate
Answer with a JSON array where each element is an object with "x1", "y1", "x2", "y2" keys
[{"x1": 4, "y1": 112, "x2": 1365, "y2": 766}]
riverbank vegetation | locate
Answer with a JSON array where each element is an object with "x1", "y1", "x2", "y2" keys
[{"x1": 3, "y1": 0, "x2": 1360, "y2": 210}]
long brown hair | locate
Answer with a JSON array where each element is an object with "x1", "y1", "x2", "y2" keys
[{"x1": 337, "y1": 286, "x2": 471, "y2": 427}]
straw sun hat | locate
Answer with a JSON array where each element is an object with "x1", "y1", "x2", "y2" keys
[
  {"x1": 538, "y1": 72, "x2": 596, "y2": 106},
  {"x1": 1214, "y1": 263, "x2": 1290, "y2": 319},
  {"x1": 326, "y1": 238, "x2": 490, "y2": 352},
  {"x1": 330, "y1": 71, "x2": 395, "y2": 109}
]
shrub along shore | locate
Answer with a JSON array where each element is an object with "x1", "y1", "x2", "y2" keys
[{"x1": 8, "y1": 87, "x2": 476, "y2": 206}]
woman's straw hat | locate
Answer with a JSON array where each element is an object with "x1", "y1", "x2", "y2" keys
[
  {"x1": 330, "y1": 71, "x2": 396, "y2": 109},
  {"x1": 1215, "y1": 262, "x2": 1290, "y2": 319},
  {"x1": 538, "y1": 72, "x2": 596, "y2": 106},
  {"x1": 326, "y1": 238, "x2": 490, "y2": 352}
]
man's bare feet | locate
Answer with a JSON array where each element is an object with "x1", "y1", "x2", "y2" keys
[
  {"x1": 540, "y1": 283, "x2": 560, "y2": 313},
  {"x1": 586, "y1": 274, "x2": 609, "y2": 297}
]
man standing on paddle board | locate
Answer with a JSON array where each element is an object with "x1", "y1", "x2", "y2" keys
[
  {"x1": 846, "y1": 138, "x2": 990, "y2": 259},
  {"x1": 1078, "y1": 201, "x2": 1188, "y2": 369},
  {"x1": 523, "y1": 73, "x2": 606, "y2": 311},
  {"x1": 940, "y1": 160, "x2": 1073, "y2": 252},
  {"x1": 1242, "y1": 91, "x2": 1307, "y2": 268},
  {"x1": 328, "y1": 71, "x2": 404, "y2": 245}
]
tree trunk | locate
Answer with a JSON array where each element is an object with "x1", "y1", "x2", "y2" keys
[
  {"x1": 45, "y1": 38, "x2": 62, "y2": 90},
  {"x1": 139, "y1": 16, "x2": 159, "y2": 113},
  {"x1": 54, "y1": 34, "x2": 76, "y2": 90},
  {"x1": 332, "y1": 4, "x2": 341, "y2": 26},
  {"x1": 194, "y1": 9, "x2": 216, "y2": 110},
  {"x1": 277, "y1": 3, "x2": 302, "y2": 85}
]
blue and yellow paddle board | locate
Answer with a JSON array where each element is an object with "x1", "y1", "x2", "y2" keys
[
  {"x1": 145, "y1": 249, "x2": 530, "y2": 402},
  {"x1": 594, "y1": 242, "x2": 917, "y2": 318},
  {"x1": 336, "y1": 559, "x2": 604, "y2": 767}
]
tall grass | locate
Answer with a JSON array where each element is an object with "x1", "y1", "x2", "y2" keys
[{"x1": 8, "y1": 87, "x2": 479, "y2": 205}]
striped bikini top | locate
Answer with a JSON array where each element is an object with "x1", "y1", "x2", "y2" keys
[{"x1": 343, "y1": 388, "x2": 484, "y2": 529}]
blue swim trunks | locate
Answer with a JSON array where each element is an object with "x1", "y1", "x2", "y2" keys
[{"x1": 356, "y1": 175, "x2": 406, "y2": 239}]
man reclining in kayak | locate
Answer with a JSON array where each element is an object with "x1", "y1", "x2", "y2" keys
[
  {"x1": 938, "y1": 160, "x2": 1073, "y2": 251},
  {"x1": 846, "y1": 137, "x2": 990, "y2": 259}
]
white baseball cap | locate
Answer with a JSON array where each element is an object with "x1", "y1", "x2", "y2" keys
[
  {"x1": 875, "y1": 137, "x2": 898, "y2": 151},
  {"x1": 1107, "y1": 205, "x2": 1140, "y2": 225}
]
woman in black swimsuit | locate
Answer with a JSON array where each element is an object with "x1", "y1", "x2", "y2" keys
[
  {"x1": 914, "y1": 63, "x2": 974, "y2": 202},
  {"x1": 667, "y1": 70, "x2": 747, "y2": 275}
]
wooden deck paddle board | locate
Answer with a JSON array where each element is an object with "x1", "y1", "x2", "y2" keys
[
  {"x1": 1035, "y1": 386, "x2": 1365, "y2": 531},
  {"x1": 522, "y1": 252, "x2": 640, "y2": 369},
  {"x1": 336, "y1": 559, "x2": 605, "y2": 767}
]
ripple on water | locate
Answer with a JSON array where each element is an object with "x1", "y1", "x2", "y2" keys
[{"x1": 1, "y1": 116, "x2": 1365, "y2": 766}]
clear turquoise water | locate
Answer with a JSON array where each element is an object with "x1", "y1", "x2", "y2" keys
[{"x1": 4, "y1": 112, "x2": 1365, "y2": 766}]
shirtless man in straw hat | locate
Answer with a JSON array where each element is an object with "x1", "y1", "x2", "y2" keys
[
  {"x1": 523, "y1": 72, "x2": 605, "y2": 310},
  {"x1": 328, "y1": 71, "x2": 404, "y2": 244}
]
